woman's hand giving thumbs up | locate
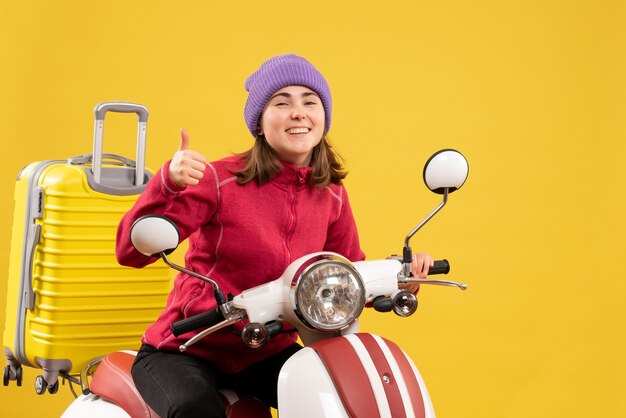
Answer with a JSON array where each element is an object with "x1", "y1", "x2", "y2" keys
[{"x1": 168, "y1": 129, "x2": 208, "y2": 188}]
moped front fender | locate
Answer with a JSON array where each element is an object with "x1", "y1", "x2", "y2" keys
[{"x1": 277, "y1": 333, "x2": 435, "y2": 418}]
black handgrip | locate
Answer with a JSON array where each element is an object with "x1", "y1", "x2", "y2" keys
[
  {"x1": 266, "y1": 321, "x2": 284, "y2": 337},
  {"x1": 429, "y1": 259, "x2": 450, "y2": 275},
  {"x1": 171, "y1": 309, "x2": 224, "y2": 337},
  {"x1": 372, "y1": 296, "x2": 393, "y2": 313}
]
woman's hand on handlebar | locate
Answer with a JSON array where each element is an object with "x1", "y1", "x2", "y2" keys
[{"x1": 407, "y1": 252, "x2": 434, "y2": 293}]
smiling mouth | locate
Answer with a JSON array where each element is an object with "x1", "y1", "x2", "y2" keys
[{"x1": 286, "y1": 128, "x2": 310, "y2": 135}]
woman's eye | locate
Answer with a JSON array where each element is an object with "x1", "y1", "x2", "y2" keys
[{"x1": 305, "y1": 100, "x2": 317, "y2": 106}]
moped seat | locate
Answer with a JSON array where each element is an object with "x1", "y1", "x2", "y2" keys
[
  {"x1": 90, "y1": 351, "x2": 271, "y2": 418},
  {"x1": 90, "y1": 351, "x2": 161, "y2": 418}
]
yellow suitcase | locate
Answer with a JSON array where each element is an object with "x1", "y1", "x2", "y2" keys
[{"x1": 2, "y1": 103, "x2": 171, "y2": 394}]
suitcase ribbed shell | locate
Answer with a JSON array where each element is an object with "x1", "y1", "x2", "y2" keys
[{"x1": 4, "y1": 161, "x2": 171, "y2": 377}]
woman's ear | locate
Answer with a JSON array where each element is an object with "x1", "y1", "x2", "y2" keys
[{"x1": 257, "y1": 126, "x2": 264, "y2": 136}]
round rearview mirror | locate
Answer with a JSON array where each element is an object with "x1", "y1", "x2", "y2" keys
[
  {"x1": 423, "y1": 149, "x2": 469, "y2": 194},
  {"x1": 130, "y1": 215, "x2": 180, "y2": 256}
]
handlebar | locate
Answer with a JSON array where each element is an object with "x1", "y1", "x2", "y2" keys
[
  {"x1": 429, "y1": 259, "x2": 450, "y2": 275},
  {"x1": 400, "y1": 258, "x2": 467, "y2": 290},
  {"x1": 171, "y1": 309, "x2": 224, "y2": 337},
  {"x1": 171, "y1": 259, "x2": 456, "y2": 337}
]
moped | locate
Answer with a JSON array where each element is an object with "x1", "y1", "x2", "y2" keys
[{"x1": 59, "y1": 149, "x2": 469, "y2": 418}]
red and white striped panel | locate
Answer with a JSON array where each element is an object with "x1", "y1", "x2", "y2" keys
[
  {"x1": 218, "y1": 389, "x2": 271, "y2": 418},
  {"x1": 309, "y1": 333, "x2": 428, "y2": 418}
]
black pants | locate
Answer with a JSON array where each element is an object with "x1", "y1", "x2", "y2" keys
[{"x1": 131, "y1": 343, "x2": 301, "y2": 418}]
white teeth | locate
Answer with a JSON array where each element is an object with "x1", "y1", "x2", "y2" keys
[{"x1": 287, "y1": 128, "x2": 309, "y2": 134}]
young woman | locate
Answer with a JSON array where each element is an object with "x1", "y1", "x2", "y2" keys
[{"x1": 115, "y1": 53, "x2": 433, "y2": 418}]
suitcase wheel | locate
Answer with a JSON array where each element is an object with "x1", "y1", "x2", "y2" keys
[
  {"x1": 35, "y1": 375, "x2": 47, "y2": 395},
  {"x1": 2, "y1": 365, "x2": 22, "y2": 387},
  {"x1": 47, "y1": 380, "x2": 59, "y2": 394},
  {"x1": 34, "y1": 375, "x2": 59, "y2": 395}
]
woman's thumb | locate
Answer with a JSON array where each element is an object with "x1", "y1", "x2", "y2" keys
[{"x1": 179, "y1": 128, "x2": 190, "y2": 151}]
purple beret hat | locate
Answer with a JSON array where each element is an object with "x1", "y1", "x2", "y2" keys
[{"x1": 244, "y1": 54, "x2": 332, "y2": 137}]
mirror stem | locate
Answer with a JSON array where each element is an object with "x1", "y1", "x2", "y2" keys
[
  {"x1": 159, "y1": 252, "x2": 227, "y2": 306},
  {"x1": 402, "y1": 188, "x2": 449, "y2": 277},
  {"x1": 404, "y1": 188, "x2": 449, "y2": 248}
]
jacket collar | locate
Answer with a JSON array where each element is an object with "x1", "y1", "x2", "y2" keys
[{"x1": 273, "y1": 160, "x2": 313, "y2": 188}]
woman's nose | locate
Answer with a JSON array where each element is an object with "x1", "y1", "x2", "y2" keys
[{"x1": 291, "y1": 106, "x2": 306, "y2": 119}]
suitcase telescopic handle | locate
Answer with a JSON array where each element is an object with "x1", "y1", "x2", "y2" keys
[
  {"x1": 92, "y1": 102, "x2": 149, "y2": 186},
  {"x1": 68, "y1": 153, "x2": 137, "y2": 167}
]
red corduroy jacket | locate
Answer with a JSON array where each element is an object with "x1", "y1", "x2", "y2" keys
[{"x1": 116, "y1": 155, "x2": 365, "y2": 372}]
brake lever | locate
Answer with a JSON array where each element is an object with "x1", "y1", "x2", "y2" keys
[
  {"x1": 178, "y1": 308, "x2": 247, "y2": 352},
  {"x1": 400, "y1": 278, "x2": 468, "y2": 290}
]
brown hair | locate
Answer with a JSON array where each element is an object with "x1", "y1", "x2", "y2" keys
[{"x1": 233, "y1": 135, "x2": 347, "y2": 187}]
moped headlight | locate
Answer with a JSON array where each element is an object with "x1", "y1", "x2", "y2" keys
[{"x1": 291, "y1": 256, "x2": 365, "y2": 331}]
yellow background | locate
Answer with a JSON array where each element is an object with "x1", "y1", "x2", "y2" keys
[{"x1": 1, "y1": 1, "x2": 625, "y2": 417}]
